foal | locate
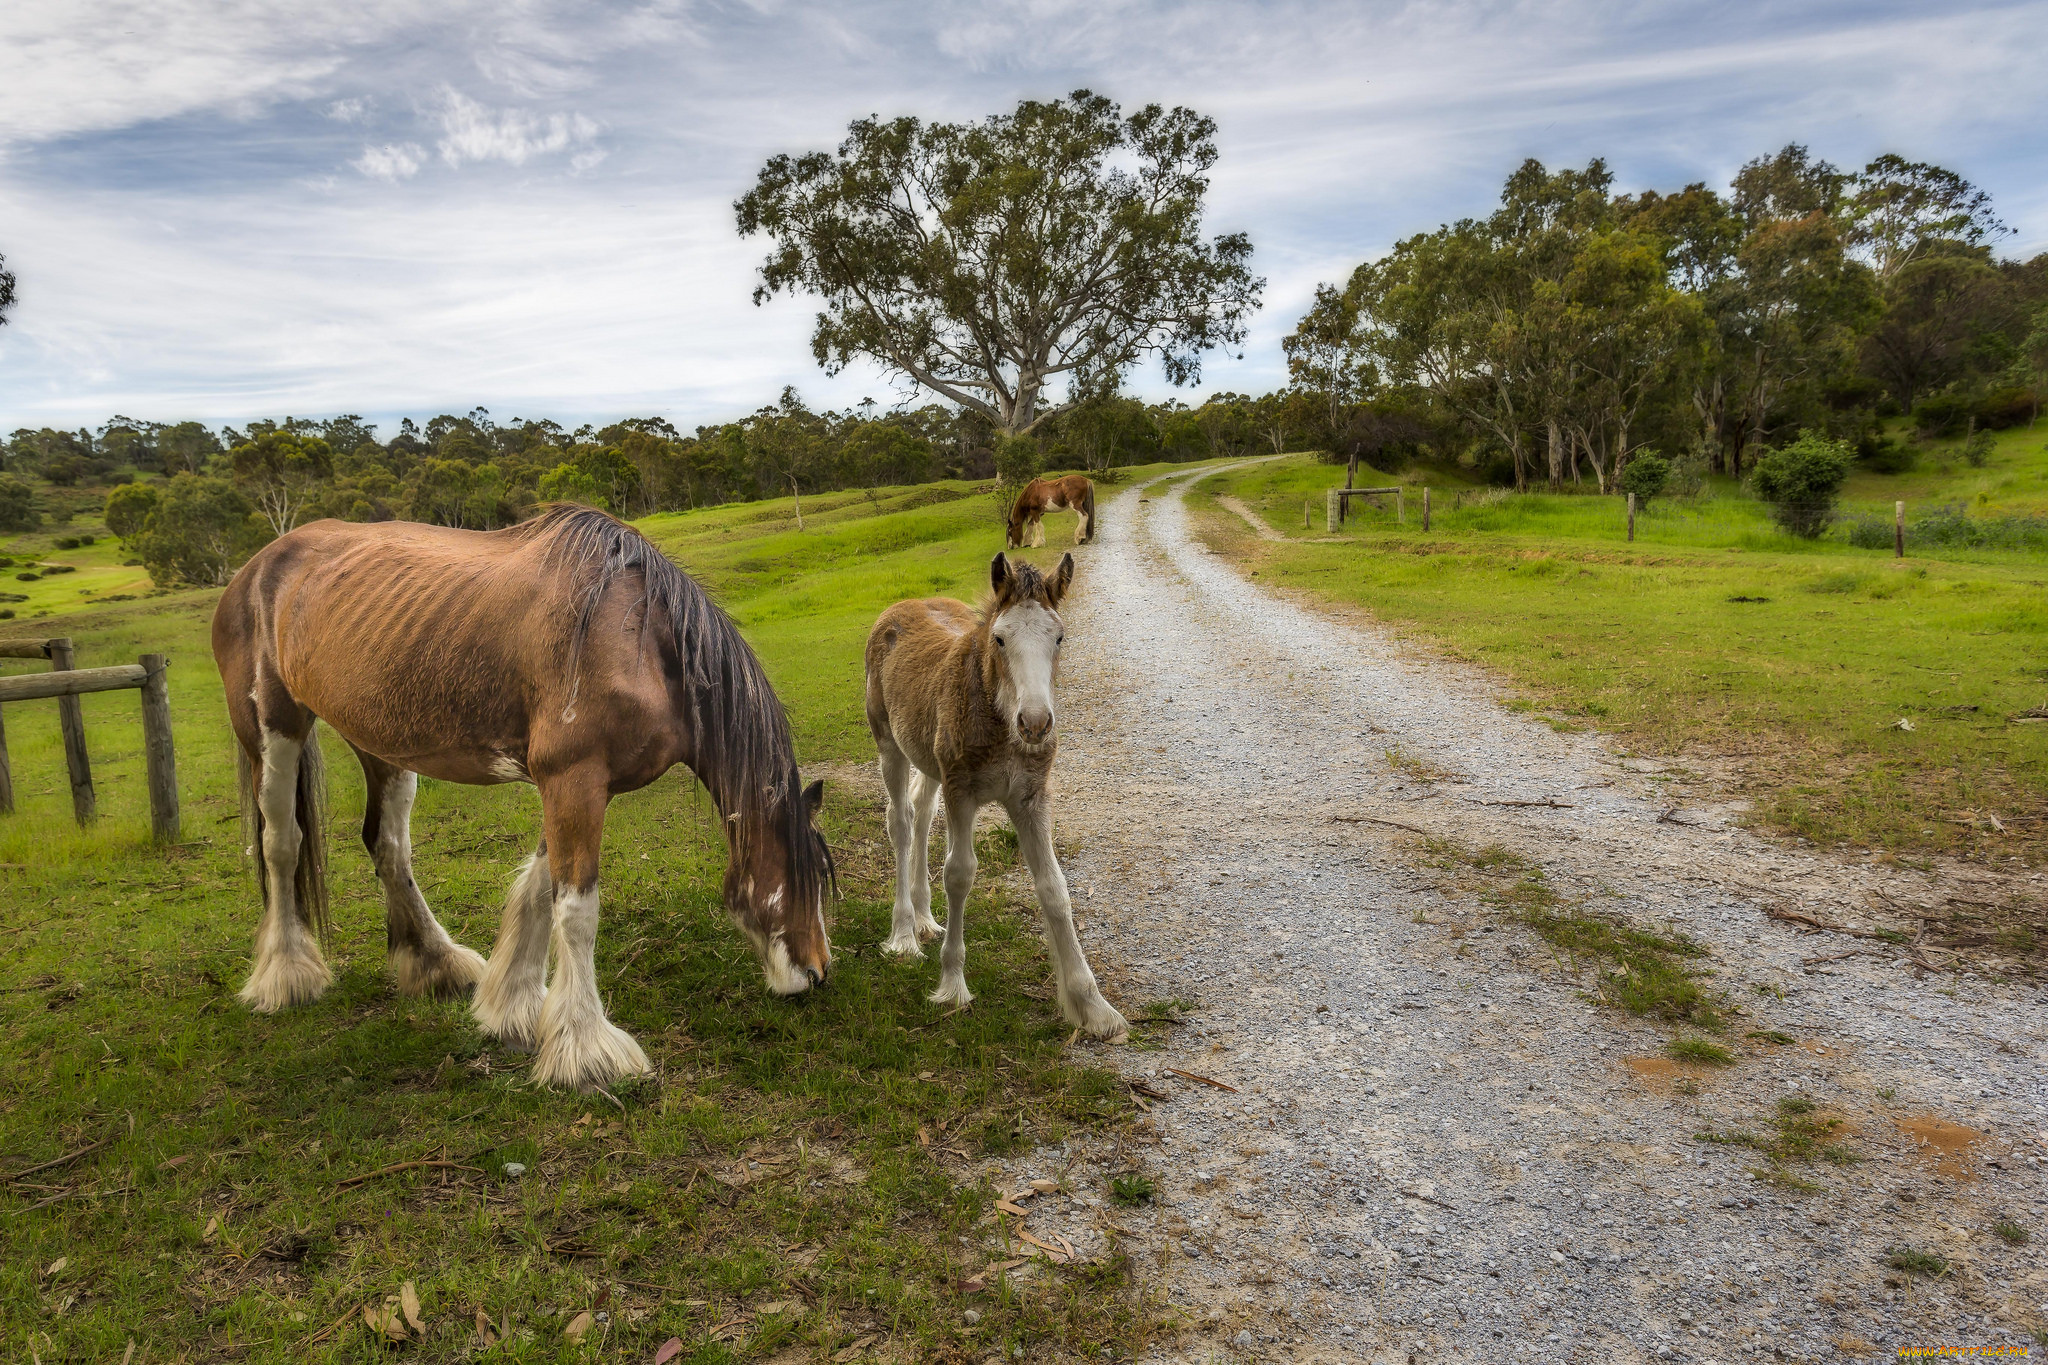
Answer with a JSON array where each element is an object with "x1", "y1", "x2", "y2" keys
[{"x1": 863, "y1": 552, "x2": 1126, "y2": 1039}]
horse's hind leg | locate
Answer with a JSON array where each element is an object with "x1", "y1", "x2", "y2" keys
[
  {"x1": 473, "y1": 844, "x2": 552, "y2": 1051},
  {"x1": 878, "y1": 741, "x2": 939, "y2": 957},
  {"x1": 1007, "y1": 792, "x2": 1126, "y2": 1040},
  {"x1": 907, "y1": 771, "x2": 941, "y2": 940},
  {"x1": 929, "y1": 786, "x2": 978, "y2": 1007},
  {"x1": 237, "y1": 722, "x2": 333, "y2": 1012},
  {"x1": 356, "y1": 750, "x2": 486, "y2": 1000}
]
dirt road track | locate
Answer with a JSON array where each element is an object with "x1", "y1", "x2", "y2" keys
[{"x1": 1030, "y1": 464, "x2": 2047, "y2": 1363}]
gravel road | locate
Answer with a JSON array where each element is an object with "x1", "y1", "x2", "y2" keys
[{"x1": 996, "y1": 464, "x2": 2048, "y2": 1364}]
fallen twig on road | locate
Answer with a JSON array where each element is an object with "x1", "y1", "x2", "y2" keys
[
  {"x1": 1331, "y1": 814, "x2": 1430, "y2": 835},
  {"x1": 1164, "y1": 1068, "x2": 1239, "y2": 1093}
]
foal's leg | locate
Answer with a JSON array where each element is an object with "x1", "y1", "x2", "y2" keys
[
  {"x1": 1007, "y1": 792, "x2": 1127, "y2": 1039},
  {"x1": 356, "y1": 751, "x2": 486, "y2": 1000},
  {"x1": 238, "y1": 725, "x2": 333, "y2": 1012},
  {"x1": 473, "y1": 843, "x2": 553, "y2": 1050},
  {"x1": 906, "y1": 770, "x2": 942, "y2": 941},
  {"x1": 878, "y1": 740, "x2": 926, "y2": 959},
  {"x1": 530, "y1": 767, "x2": 650, "y2": 1089},
  {"x1": 929, "y1": 787, "x2": 978, "y2": 1007}
]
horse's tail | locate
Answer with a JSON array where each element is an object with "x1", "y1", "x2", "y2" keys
[
  {"x1": 1080, "y1": 478, "x2": 1097, "y2": 542},
  {"x1": 239, "y1": 725, "x2": 331, "y2": 943}
]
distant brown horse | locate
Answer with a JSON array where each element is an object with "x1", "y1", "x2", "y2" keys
[
  {"x1": 862, "y1": 552, "x2": 1125, "y2": 1039},
  {"x1": 211, "y1": 505, "x2": 834, "y2": 1090},
  {"x1": 1005, "y1": 474, "x2": 1096, "y2": 549}
]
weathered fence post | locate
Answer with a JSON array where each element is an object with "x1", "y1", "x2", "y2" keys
[
  {"x1": 0, "y1": 699, "x2": 12, "y2": 815},
  {"x1": 1421, "y1": 487, "x2": 1431, "y2": 532},
  {"x1": 1325, "y1": 487, "x2": 1341, "y2": 534},
  {"x1": 1396, "y1": 488, "x2": 1405, "y2": 525},
  {"x1": 1302, "y1": 500, "x2": 1309, "y2": 530},
  {"x1": 47, "y1": 638, "x2": 96, "y2": 825},
  {"x1": 139, "y1": 654, "x2": 180, "y2": 843},
  {"x1": 1627, "y1": 492, "x2": 1637, "y2": 543},
  {"x1": 1894, "y1": 501, "x2": 1905, "y2": 559}
]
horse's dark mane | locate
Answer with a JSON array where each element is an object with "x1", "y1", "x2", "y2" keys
[{"x1": 521, "y1": 504, "x2": 827, "y2": 901}]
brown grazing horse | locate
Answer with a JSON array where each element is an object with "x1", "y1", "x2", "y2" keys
[
  {"x1": 862, "y1": 552, "x2": 1125, "y2": 1039},
  {"x1": 211, "y1": 505, "x2": 833, "y2": 1090},
  {"x1": 1005, "y1": 474, "x2": 1096, "y2": 549}
]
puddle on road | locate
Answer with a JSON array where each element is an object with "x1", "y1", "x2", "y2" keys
[{"x1": 1896, "y1": 1114, "x2": 1985, "y2": 1177}]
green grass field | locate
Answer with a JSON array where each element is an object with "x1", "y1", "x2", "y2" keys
[
  {"x1": 0, "y1": 477, "x2": 1168, "y2": 1363},
  {"x1": 1189, "y1": 424, "x2": 2048, "y2": 868}
]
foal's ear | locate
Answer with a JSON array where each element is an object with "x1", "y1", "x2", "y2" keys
[
  {"x1": 1048, "y1": 552, "x2": 1074, "y2": 607},
  {"x1": 989, "y1": 552, "x2": 1013, "y2": 596},
  {"x1": 803, "y1": 779, "x2": 825, "y2": 815}
]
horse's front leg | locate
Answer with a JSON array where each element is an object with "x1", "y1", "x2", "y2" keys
[
  {"x1": 357, "y1": 751, "x2": 486, "y2": 1000},
  {"x1": 1030, "y1": 514, "x2": 1046, "y2": 548},
  {"x1": 929, "y1": 786, "x2": 978, "y2": 1007},
  {"x1": 1008, "y1": 793, "x2": 1126, "y2": 1040},
  {"x1": 530, "y1": 767, "x2": 651, "y2": 1090}
]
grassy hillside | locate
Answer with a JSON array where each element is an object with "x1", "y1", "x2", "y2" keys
[
  {"x1": 1190, "y1": 426, "x2": 2048, "y2": 865},
  {"x1": 0, "y1": 477, "x2": 1161, "y2": 1363}
]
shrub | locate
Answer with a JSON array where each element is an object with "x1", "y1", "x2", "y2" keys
[
  {"x1": 1912, "y1": 392, "x2": 1972, "y2": 436},
  {"x1": 1751, "y1": 433, "x2": 1853, "y2": 538},
  {"x1": 1975, "y1": 387, "x2": 2037, "y2": 430},
  {"x1": 992, "y1": 434, "x2": 1043, "y2": 490},
  {"x1": 1619, "y1": 451, "x2": 1670, "y2": 505},
  {"x1": 104, "y1": 481, "x2": 161, "y2": 542},
  {"x1": 0, "y1": 475, "x2": 38, "y2": 531},
  {"x1": 1963, "y1": 428, "x2": 1995, "y2": 468},
  {"x1": 128, "y1": 474, "x2": 272, "y2": 588},
  {"x1": 1855, "y1": 431, "x2": 1916, "y2": 474}
]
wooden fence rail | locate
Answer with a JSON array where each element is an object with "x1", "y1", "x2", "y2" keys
[{"x1": 0, "y1": 637, "x2": 180, "y2": 842}]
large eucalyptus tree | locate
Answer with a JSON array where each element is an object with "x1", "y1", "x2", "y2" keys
[{"x1": 736, "y1": 90, "x2": 1263, "y2": 436}]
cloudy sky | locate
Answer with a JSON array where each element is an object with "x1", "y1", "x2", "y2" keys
[{"x1": 2, "y1": 0, "x2": 2044, "y2": 436}]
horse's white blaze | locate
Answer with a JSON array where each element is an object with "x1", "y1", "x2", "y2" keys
[
  {"x1": 474, "y1": 851, "x2": 552, "y2": 1048},
  {"x1": 532, "y1": 884, "x2": 651, "y2": 1088},
  {"x1": 762, "y1": 935, "x2": 812, "y2": 995},
  {"x1": 991, "y1": 600, "x2": 1062, "y2": 750},
  {"x1": 238, "y1": 730, "x2": 331, "y2": 1013}
]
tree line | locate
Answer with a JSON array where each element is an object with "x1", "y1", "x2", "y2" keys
[
  {"x1": 1288, "y1": 148, "x2": 2047, "y2": 492},
  {"x1": 0, "y1": 387, "x2": 1322, "y2": 585}
]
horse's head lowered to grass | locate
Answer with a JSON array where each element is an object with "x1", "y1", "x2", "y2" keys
[
  {"x1": 984, "y1": 551, "x2": 1073, "y2": 753},
  {"x1": 725, "y1": 773, "x2": 836, "y2": 995}
]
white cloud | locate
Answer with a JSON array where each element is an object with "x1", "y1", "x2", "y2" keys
[
  {"x1": 351, "y1": 141, "x2": 424, "y2": 180},
  {"x1": 433, "y1": 90, "x2": 601, "y2": 169},
  {"x1": 0, "y1": 0, "x2": 2042, "y2": 430}
]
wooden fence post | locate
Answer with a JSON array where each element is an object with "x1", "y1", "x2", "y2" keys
[
  {"x1": 47, "y1": 638, "x2": 96, "y2": 826},
  {"x1": 139, "y1": 654, "x2": 179, "y2": 844},
  {"x1": 0, "y1": 699, "x2": 12, "y2": 815},
  {"x1": 1894, "y1": 501, "x2": 1905, "y2": 559},
  {"x1": 1396, "y1": 488, "x2": 1405, "y2": 525},
  {"x1": 1302, "y1": 500, "x2": 1309, "y2": 529},
  {"x1": 1325, "y1": 487, "x2": 1341, "y2": 533},
  {"x1": 1627, "y1": 493, "x2": 1637, "y2": 543},
  {"x1": 1422, "y1": 487, "x2": 1431, "y2": 532}
]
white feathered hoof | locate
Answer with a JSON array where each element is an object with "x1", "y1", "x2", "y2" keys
[
  {"x1": 879, "y1": 928, "x2": 926, "y2": 959},
  {"x1": 238, "y1": 949, "x2": 333, "y2": 1014},
  {"x1": 390, "y1": 941, "x2": 487, "y2": 1000},
  {"x1": 1063, "y1": 990, "x2": 1129, "y2": 1042},
  {"x1": 928, "y1": 973, "x2": 974, "y2": 1009},
  {"x1": 471, "y1": 974, "x2": 546, "y2": 1053},
  {"x1": 531, "y1": 1015, "x2": 653, "y2": 1091}
]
